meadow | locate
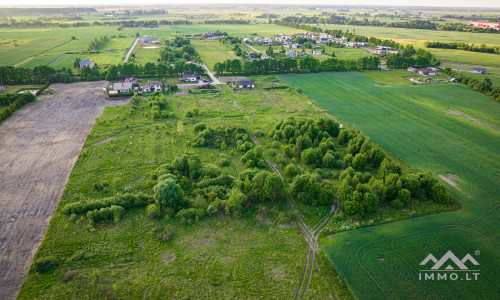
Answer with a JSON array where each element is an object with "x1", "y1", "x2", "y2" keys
[
  {"x1": 278, "y1": 71, "x2": 500, "y2": 299},
  {"x1": 191, "y1": 39, "x2": 240, "y2": 69},
  {"x1": 17, "y1": 86, "x2": 353, "y2": 299}
]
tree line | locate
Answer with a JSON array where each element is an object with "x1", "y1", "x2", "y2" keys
[
  {"x1": 0, "y1": 93, "x2": 36, "y2": 124},
  {"x1": 443, "y1": 68, "x2": 500, "y2": 102},
  {"x1": 424, "y1": 41, "x2": 496, "y2": 53},
  {"x1": 213, "y1": 56, "x2": 380, "y2": 75}
]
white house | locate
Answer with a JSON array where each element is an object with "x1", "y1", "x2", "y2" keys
[
  {"x1": 253, "y1": 37, "x2": 262, "y2": 43},
  {"x1": 311, "y1": 50, "x2": 321, "y2": 55},
  {"x1": 142, "y1": 81, "x2": 163, "y2": 92},
  {"x1": 79, "y1": 59, "x2": 94, "y2": 69},
  {"x1": 407, "y1": 67, "x2": 417, "y2": 73},
  {"x1": 418, "y1": 67, "x2": 436, "y2": 76},
  {"x1": 285, "y1": 50, "x2": 296, "y2": 57},
  {"x1": 112, "y1": 82, "x2": 132, "y2": 93},
  {"x1": 143, "y1": 35, "x2": 153, "y2": 43},
  {"x1": 238, "y1": 80, "x2": 255, "y2": 89},
  {"x1": 180, "y1": 72, "x2": 201, "y2": 83}
]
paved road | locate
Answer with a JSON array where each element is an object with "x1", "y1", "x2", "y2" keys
[
  {"x1": 0, "y1": 82, "x2": 128, "y2": 300},
  {"x1": 123, "y1": 38, "x2": 139, "y2": 64}
]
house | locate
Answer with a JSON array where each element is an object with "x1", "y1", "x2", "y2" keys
[
  {"x1": 0, "y1": 86, "x2": 4, "y2": 93},
  {"x1": 202, "y1": 33, "x2": 215, "y2": 39},
  {"x1": 180, "y1": 72, "x2": 201, "y2": 83},
  {"x1": 79, "y1": 59, "x2": 94, "y2": 69},
  {"x1": 242, "y1": 38, "x2": 252, "y2": 43},
  {"x1": 311, "y1": 50, "x2": 321, "y2": 55},
  {"x1": 143, "y1": 35, "x2": 153, "y2": 43},
  {"x1": 407, "y1": 67, "x2": 417, "y2": 73},
  {"x1": 472, "y1": 67, "x2": 487, "y2": 74},
  {"x1": 264, "y1": 37, "x2": 273, "y2": 44},
  {"x1": 292, "y1": 44, "x2": 303, "y2": 49},
  {"x1": 285, "y1": 50, "x2": 296, "y2": 57},
  {"x1": 123, "y1": 77, "x2": 138, "y2": 86},
  {"x1": 418, "y1": 67, "x2": 436, "y2": 76},
  {"x1": 467, "y1": 21, "x2": 500, "y2": 30},
  {"x1": 113, "y1": 82, "x2": 132, "y2": 93},
  {"x1": 284, "y1": 39, "x2": 293, "y2": 45},
  {"x1": 238, "y1": 80, "x2": 255, "y2": 89},
  {"x1": 142, "y1": 81, "x2": 163, "y2": 92},
  {"x1": 253, "y1": 37, "x2": 262, "y2": 43}
]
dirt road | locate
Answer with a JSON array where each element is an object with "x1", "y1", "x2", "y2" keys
[
  {"x1": 0, "y1": 81, "x2": 128, "y2": 300},
  {"x1": 123, "y1": 38, "x2": 139, "y2": 64}
]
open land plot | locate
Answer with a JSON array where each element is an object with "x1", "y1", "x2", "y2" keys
[
  {"x1": 0, "y1": 81, "x2": 129, "y2": 300},
  {"x1": 316, "y1": 24, "x2": 500, "y2": 47},
  {"x1": 440, "y1": 62, "x2": 500, "y2": 86},
  {"x1": 17, "y1": 86, "x2": 354, "y2": 299},
  {"x1": 169, "y1": 24, "x2": 304, "y2": 36},
  {"x1": 191, "y1": 39, "x2": 240, "y2": 69},
  {"x1": 279, "y1": 72, "x2": 500, "y2": 299},
  {"x1": 20, "y1": 54, "x2": 62, "y2": 68},
  {"x1": 427, "y1": 48, "x2": 500, "y2": 68},
  {"x1": 130, "y1": 45, "x2": 162, "y2": 65}
]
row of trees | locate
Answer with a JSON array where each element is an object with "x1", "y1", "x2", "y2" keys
[
  {"x1": 213, "y1": 56, "x2": 380, "y2": 75},
  {"x1": 386, "y1": 49, "x2": 439, "y2": 69},
  {"x1": 443, "y1": 68, "x2": 500, "y2": 101},
  {"x1": 87, "y1": 36, "x2": 111, "y2": 51},
  {"x1": 105, "y1": 62, "x2": 204, "y2": 81},
  {"x1": 424, "y1": 41, "x2": 496, "y2": 53}
]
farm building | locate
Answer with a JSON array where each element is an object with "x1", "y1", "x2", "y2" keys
[
  {"x1": 286, "y1": 50, "x2": 296, "y2": 57},
  {"x1": 142, "y1": 35, "x2": 153, "y2": 43},
  {"x1": 238, "y1": 80, "x2": 255, "y2": 89},
  {"x1": 142, "y1": 81, "x2": 163, "y2": 92},
  {"x1": 180, "y1": 72, "x2": 201, "y2": 83},
  {"x1": 472, "y1": 68, "x2": 487, "y2": 74},
  {"x1": 311, "y1": 50, "x2": 322, "y2": 55},
  {"x1": 407, "y1": 67, "x2": 417, "y2": 73},
  {"x1": 253, "y1": 37, "x2": 262, "y2": 43},
  {"x1": 79, "y1": 59, "x2": 94, "y2": 69},
  {"x1": 467, "y1": 21, "x2": 500, "y2": 30},
  {"x1": 113, "y1": 82, "x2": 132, "y2": 93},
  {"x1": 418, "y1": 67, "x2": 436, "y2": 76}
]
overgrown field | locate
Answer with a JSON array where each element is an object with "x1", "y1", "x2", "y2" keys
[
  {"x1": 279, "y1": 71, "x2": 500, "y2": 299},
  {"x1": 191, "y1": 39, "x2": 240, "y2": 69},
  {"x1": 18, "y1": 86, "x2": 353, "y2": 299}
]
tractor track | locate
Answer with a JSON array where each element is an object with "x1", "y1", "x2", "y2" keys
[{"x1": 244, "y1": 115, "x2": 338, "y2": 299}]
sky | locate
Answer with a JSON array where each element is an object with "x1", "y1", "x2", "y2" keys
[{"x1": 2, "y1": 0, "x2": 499, "y2": 8}]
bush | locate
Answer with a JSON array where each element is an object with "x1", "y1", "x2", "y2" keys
[
  {"x1": 322, "y1": 152, "x2": 336, "y2": 168},
  {"x1": 63, "y1": 193, "x2": 152, "y2": 214},
  {"x1": 432, "y1": 183, "x2": 450, "y2": 203},
  {"x1": 87, "y1": 205, "x2": 125, "y2": 226},
  {"x1": 201, "y1": 164, "x2": 222, "y2": 178},
  {"x1": 146, "y1": 204, "x2": 162, "y2": 218},
  {"x1": 390, "y1": 199, "x2": 404, "y2": 209},
  {"x1": 217, "y1": 158, "x2": 230, "y2": 167},
  {"x1": 194, "y1": 123, "x2": 206, "y2": 132},
  {"x1": 284, "y1": 163, "x2": 300, "y2": 177},
  {"x1": 33, "y1": 256, "x2": 56, "y2": 274},
  {"x1": 398, "y1": 189, "x2": 411, "y2": 206}
]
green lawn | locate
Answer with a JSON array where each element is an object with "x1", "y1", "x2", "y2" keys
[
  {"x1": 278, "y1": 72, "x2": 500, "y2": 299},
  {"x1": 191, "y1": 39, "x2": 240, "y2": 70}
]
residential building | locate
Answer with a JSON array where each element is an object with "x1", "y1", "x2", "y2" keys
[
  {"x1": 142, "y1": 81, "x2": 163, "y2": 92},
  {"x1": 467, "y1": 21, "x2": 500, "y2": 30},
  {"x1": 285, "y1": 50, "x2": 296, "y2": 57},
  {"x1": 238, "y1": 80, "x2": 255, "y2": 89},
  {"x1": 79, "y1": 59, "x2": 94, "y2": 69},
  {"x1": 472, "y1": 67, "x2": 487, "y2": 74},
  {"x1": 418, "y1": 67, "x2": 436, "y2": 76},
  {"x1": 254, "y1": 37, "x2": 262, "y2": 43},
  {"x1": 311, "y1": 50, "x2": 322, "y2": 55},
  {"x1": 180, "y1": 72, "x2": 201, "y2": 83},
  {"x1": 292, "y1": 44, "x2": 303, "y2": 49},
  {"x1": 407, "y1": 67, "x2": 417, "y2": 73},
  {"x1": 123, "y1": 77, "x2": 138, "y2": 86},
  {"x1": 143, "y1": 35, "x2": 153, "y2": 43},
  {"x1": 113, "y1": 82, "x2": 132, "y2": 93}
]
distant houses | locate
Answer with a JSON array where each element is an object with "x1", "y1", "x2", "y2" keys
[
  {"x1": 238, "y1": 80, "x2": 255, "y2": 89},
  {"x1": 472, "y1": 67, "x2": 487, "y2": 74},
  {"x1": 79, "y1": 59, "x2": 94, "y2": 69},
  {"x1": 180, "y1": 72, "x2": 201, "y2": 83}
]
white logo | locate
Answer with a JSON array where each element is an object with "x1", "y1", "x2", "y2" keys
[{"x1": 418, "y1": 250, "x2": 480, "y2": 281}]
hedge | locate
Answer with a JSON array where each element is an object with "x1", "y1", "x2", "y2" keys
[{"x1": 63, "y1": 192, "x2": 152, "y2": 214}]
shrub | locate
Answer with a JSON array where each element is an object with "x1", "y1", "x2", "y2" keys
[
  {"x1": 201, "y1": 164, "x2": 222, "y2": 178},
  {"x1": 284, "y1": 163, "x2": 300, "y2": 177},
  {"x1": 33, "y1": 256, "x2": 56, "y2": 274},
  {"x1": 432, "y1": 183, "x2": 450, "y2": 203},
  {"x1": 217, "y1": 158, "x2": 230, "y2": 167},
  {"x1": 390, "y1": 199, "x2": 404, "y2": 209},
  {"x1": 398, "y1": 189, "x2": 411, "y2": 206},
  {"x1": 322, "y1": 152, "x2": 336, "y2": 168},
  {"x1": 146, "y1": 204, "x2": 162, "y2": 218},
  {"x1": 194, "y1": 123, "x2": 207, "y2": 132}
]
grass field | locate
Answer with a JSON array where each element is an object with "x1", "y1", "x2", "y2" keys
[
  {"x1": 17, "y1": 87, "x2": 353, "y2": 299},
  {"x1": 20, "y1": 54, "x2": 62, "y2": 68},
  {"x1": 428, "y1": 48, "x2": 500, "y2": 68},
  {"x1": 191, "y1": 40, "x2": 240, "y2": 69},
  {"x1": 130, "y1": 45, "x2": 162, "y2": 65},
  {"x1": 317, "y1": 24, "x2": 500, "y2": 47},
  {"x1": 278, "y1": 71, "x2": 500, "y2": 299},
  {"x1": 170, "y1": 24, "x2": 304, "y2": 36}
]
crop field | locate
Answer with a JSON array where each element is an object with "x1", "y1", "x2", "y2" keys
[
  {"x1": 17, "y1": 86, "x2": 354, "y2": 299},
  {"x1": 317, "y1": 24, "x2": 500, "y2": 47},
  {"x1": 191, "y1": 40, "x2": 240, "y2": 69},
  {"x1": 279, "y1": 72, "x2": 500, "y2": 299},
  {"x1": 428, "y1": 48, "x2": 500, "y2": 68},
  {"x1": 20, "y1": 54, "x2": 62, "y2": 68},
  {"x1": 131, "y1": 46, "x2": 163, "y2": 65},
  {"x1": 170, "y1": 24, "x2": 304, "y2": 36}
]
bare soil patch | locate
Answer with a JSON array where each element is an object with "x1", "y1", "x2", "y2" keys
[
  {"x1": 217, "y1": 76, "x2": 248, "y2": 83},
  {"x1": 445, "y1": 109, "x2": 500, "y2": 134},
  {"x1": 0, "y1": 81, "x2": 128, "y2": 299},
  {"x1": 438, "y1": 173, "x2": 472, "y2": 198}
]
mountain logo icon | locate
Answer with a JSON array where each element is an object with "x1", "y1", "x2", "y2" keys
[{"x1": 420, "y1": 250, "x2": 479, "y2": 270}]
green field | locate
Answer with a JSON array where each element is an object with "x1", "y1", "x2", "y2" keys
[
  {"x1": 279, "y1": 72, "x2": 500, "y2": 299},
  {"x1": 317, "y1": 24, "x2": 500, "y2": 47},
  {"x1": 428, "y1": 48, "x2": 500, "y2": 67},
  {"x1": 191, "y1": 39, "x2": 240, "y2": 69},
  {"x1": 130, "y1": 45, "x2": 162, "y2": 65},
  {"x1": 18, "y1": 87, "x2": 354, "y2": 299},
  {"x1": 170, "y1": 24, "x2": 304, "y2": 36}
]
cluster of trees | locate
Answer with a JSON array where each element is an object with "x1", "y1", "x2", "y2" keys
[
  {"x1": 190, "y1": 125, "x2": 248, "y2": 149},
  {"x1": 213, "y1": 56, "x2": 380, "y2": 75},
  {"x1": 202, "y1": 19, "x2": 251, "y2": 25},
  {"x1": 443, "y1": 68, "x2": 499, "y2": 101},
  {"x1": 87, "y1": 36, "x2": 110, "y2": 51},
  {"x1": 0, "y1": 93, "x2": 36, "y2": 124},
  {"x1": 160, "y1": 37, "x2": 199, "y2": 63},
  {"x1": 150, "y1": 153, "x2": 286, "y2": 222},
  {"x1": 386, "y1": 48, "x2": 439, "y2": 69},
  {"x1": 424, "y1": 41, "x2": 496, "y2": 53}
]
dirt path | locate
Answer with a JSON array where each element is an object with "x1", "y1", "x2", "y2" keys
[
  {"x1": 438, "y1": 173, "x2": 472, "y2": 198},
  {"x1": 243, "y1": 114, "x2": 337, "y2": 299},
  {"x1": 445, "y1": 109, "x2": 500, "y2": 134},
  {"x1": 48, "y1": 55, "x2": 65, "y2": 66},
  {"x1": 0, "y1": 81, "x2": 128, "y2": 300},
  {"x1": 13, "y1": 56, "x2": 35, "y2": 67},
  {"x1": 123, "y1": 38, "x2": 139, "y2": 64}
]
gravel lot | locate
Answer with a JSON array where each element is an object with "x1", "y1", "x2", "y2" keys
[{"x1": 0, "y1": 81, "x2": 128, "y2": 299}]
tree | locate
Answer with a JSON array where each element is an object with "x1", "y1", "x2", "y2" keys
[
  {"x1": 154, "y1": 178, "x2": 183, "y2": 212},
  {"x1": 266, "y1": 45, "x2": 274, "y2": 57},
  {"x1": 224, "y1": 188, "x2": 247, "y2": 217},
  {"x1": 398, "y1": 188, "x2": 411, "y2": 206},
  {"x1": 263, "y1": 173, "x2": 285, "y2": 201},
  {"x1": 73, "y1": 58, "x2": 81, "y2": 69},
  {"x1": 432, "y1": 183, "x2": 449, "y2": 203},
  {"x1": 284, "y1": 163, "x2": 300, "y2": 177},
  {"x1": 322, "y1": 152, "x2": 336, "y2": 168},
  {"x1": 352, "y1": 153, "x2": 367, "y2": 170}
]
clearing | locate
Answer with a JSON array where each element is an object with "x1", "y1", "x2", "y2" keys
[{"x1": 0, "y1": 81, "x2": 128, "y2": 300}]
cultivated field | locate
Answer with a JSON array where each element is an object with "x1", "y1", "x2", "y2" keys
[
  {"x1": 191, "y1": 39, "x2": 239, "y2": 69},
  {"x1": 279, "y1": 72, "x2": 500, "y2": 299},
  {"x1": 0, "y1": 82, "x2": 128, "y2": 299}
]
